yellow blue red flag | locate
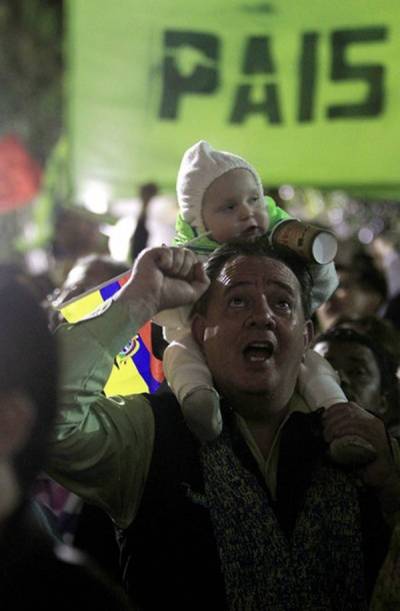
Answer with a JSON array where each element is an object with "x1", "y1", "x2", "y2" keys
[{"x1": 58, "y1": 272, "x2": 164, "y2": 396}]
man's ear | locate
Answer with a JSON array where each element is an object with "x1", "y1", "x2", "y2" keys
[
  {"x1": 0, "y1": 391, "x2": 35, "y2": 459},
  {"x1": 303, "y1": 319, "x2": 314, "y2": 355},
  {"x1": 191, "y1": 313, "x2": 207, "y2": 350}
]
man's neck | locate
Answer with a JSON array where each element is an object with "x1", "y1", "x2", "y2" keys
[{"x1": 227, "y1": 392, "x2": 291, "y2": 459}]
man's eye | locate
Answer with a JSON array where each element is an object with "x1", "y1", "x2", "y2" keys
[
  {"x1": 274, "y1": 300, "x2": 292, "y2": 312},
  {"x1": 229, "y1": 296, "x2": 247, "y2": 308}
]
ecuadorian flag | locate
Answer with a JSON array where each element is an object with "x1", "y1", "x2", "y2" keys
[{"x1": 58, "y1": 271, "x2": 164, "y2": 396}]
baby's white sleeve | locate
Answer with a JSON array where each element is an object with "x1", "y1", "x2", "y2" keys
[
  {"x1": 298, "y1": 349, "x2": 347, "y2": 409},
  {"x1": 162, "y1": 333, "x2": 213, "y2": 405},
  {"x1": 153, "y1": 305, "x2": 192, "y2": 343}
]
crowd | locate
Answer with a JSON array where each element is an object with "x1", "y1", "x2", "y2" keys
[{"x1": 1, "y1": 140, "x2": 400, "y2": 610}]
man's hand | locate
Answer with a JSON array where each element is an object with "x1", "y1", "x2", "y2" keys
[
  {"x1": 322, "y1": 402, "x2": 400, "y2": 512},
  {"x1": 121, "y1": 246, "x2": 210, "y2": 322}
]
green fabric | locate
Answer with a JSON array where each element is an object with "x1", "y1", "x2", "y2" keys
[
  {"x1": 48, "y1": 300, "x2": 155, "y2": 529},
  {"x1": 67, "y1": 0, "x2": 400, "y2": 199},
  {"x1": 173, "y1": 195, "x2": 289, "y2": 253}
]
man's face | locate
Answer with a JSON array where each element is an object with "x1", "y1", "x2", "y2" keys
[
  {"x1": 317, "y1": 269, "x2": 382, "y2": 331},
  {"x1": 192, "y1": 255, "x2": 312, "y2": 420},
  {"x1": 313, "y1": 340, "x2": 384, "y2": 415}
]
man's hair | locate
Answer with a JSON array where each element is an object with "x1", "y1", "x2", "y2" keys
[
  {"x1": 0, "y1": 269, "x2": 58, "y2": 492},
  {"x1": 193, "y1": 237, "x2": 313, "y2": 319}
]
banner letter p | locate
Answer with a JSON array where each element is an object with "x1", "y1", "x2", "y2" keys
[{"x1": 159, "y1": 31, "x2": 219, "y2": 120}]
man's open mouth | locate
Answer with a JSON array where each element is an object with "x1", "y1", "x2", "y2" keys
[{"x1": 243, "y1": 341, "x2": 274, "y2": 362}]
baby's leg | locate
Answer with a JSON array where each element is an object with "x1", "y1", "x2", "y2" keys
[
  {"x1": 163, "y1": 334, "x2": 222, "y2": 441},
  {"x1": 298, "y1": 349, "x2": 376, "y2": 465}
]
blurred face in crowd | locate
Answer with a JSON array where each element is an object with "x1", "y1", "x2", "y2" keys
[
  {"x1": 192, "y1": 255, "x2": 312, "y2": 422},
  {"x1": 0, "y1": 276, "x2": 57, "y2": 524},
  {"x1": 61, "y1": 258, "x2": 126, "y2": 299},
  {"x1": 0, "y1": 391, "x2": 34, "y2": 523},
  {"x1": 201, "y1": 169, "x2": 269, "y2": 243},
  {"x1": 313, "y1": 339, "x2": 385, "y2": 416},
  {"x1": 317, "y1": 269, "x2": 383, "y2": 331},
  {"x1": 55, "y1": 210, "x2": 101, "y2": 258}
]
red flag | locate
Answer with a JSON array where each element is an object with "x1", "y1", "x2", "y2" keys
[{"x1": 0, "y1": 134, "x2": 42, "y2": 212}]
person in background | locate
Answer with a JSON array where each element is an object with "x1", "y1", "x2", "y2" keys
[
  {"x1": 48, "y1": 240, "x2": 400, "y2": 610},
  {"x1": 330, "y1": 314, "x2": 400, "y2": 372},
  {"x1": 47, "y1": 253, "x2": 128, "y2": 331},
  {"x1": 312, "y1": 318, "x2": 400, "y2": 611},
  {"x1": 39, "y1": 253, "x2": 132, "y2": 581},
  {"x1": 374, "y1": 233, "x2": 400, "y2": 329},
  {"x1": 50, "y1": 207, "x2": 109, "y2": 286},
  {"x1": 369, "y1": 232, "x2": 400, "y2": 301},
  {"x1": 313, "y1": 320, "x2": 400, "y2": 440},
  {"x1": 0, "y1": 268, "x2": 132, "y2": 610},
  {"x1": 316, "y1": 253, "x2": 388, "y2": 332},
  {"x1": 129, "y1": 182, "x2": 159, "y2": 262},
  {"x1": 384, "y1": 292, "x2": 400, "y2": 331}
]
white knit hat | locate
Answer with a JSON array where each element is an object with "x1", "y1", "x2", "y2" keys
[{"x1": 176, "y1": 140, "x2": 264, "y2": 233}]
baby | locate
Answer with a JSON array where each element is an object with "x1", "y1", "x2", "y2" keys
[{"x1": 156, "y1": 140, "x2": 375, "y2": 464}]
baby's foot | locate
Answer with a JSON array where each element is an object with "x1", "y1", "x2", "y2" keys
[
  {"x1": 329, "y1": 435, "x2": 377, "y2": 465},
  {"x1": 182, "y1": 387, "x2": 222, "y2": 442}
]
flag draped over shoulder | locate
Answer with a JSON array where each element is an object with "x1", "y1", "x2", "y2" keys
[{"x1": 58, "y1": 272, "x2": 164, "y2": 396}]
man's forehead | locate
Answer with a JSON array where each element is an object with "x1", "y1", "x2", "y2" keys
[
  {"x1": 216, "y1": 255, "x2": 300, "y2": 291},
  {"x1": 325, "y1": 339, "x2": 375, "y2": 361}
]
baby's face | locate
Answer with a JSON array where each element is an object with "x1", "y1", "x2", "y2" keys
[{"x1": 202, "y1": 168, "x2": 269, "y2": 243}]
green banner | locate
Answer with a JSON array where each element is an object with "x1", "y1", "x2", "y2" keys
[{"x1": 67, "y1": 0, "x2": 400, "y2": 202}]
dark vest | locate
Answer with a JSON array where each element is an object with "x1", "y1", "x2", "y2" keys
[{"x1": 117, "y1": 391, "x2": 390, "y2": 610}]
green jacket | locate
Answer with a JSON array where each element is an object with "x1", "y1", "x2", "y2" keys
[{"x1": 173, "y1": 195, "x2": 290, "y2": 254}]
